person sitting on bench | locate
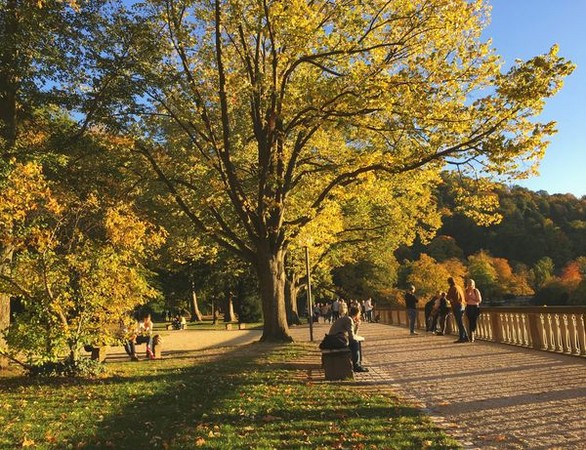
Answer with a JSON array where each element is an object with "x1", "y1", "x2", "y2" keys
[
  {"x1": 136, "y1": 314, "x2": 155, "y2": 359},
  {"x1": 123, "y1": 314, "x2": 155, "y2": 360},
  {"x1": 326, "y1": 305, "x2": 368, "y2": 373}
]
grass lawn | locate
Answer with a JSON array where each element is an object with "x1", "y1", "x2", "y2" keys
[{"x1": 0, "y1": 343, "x2": 460, "y2": 449}]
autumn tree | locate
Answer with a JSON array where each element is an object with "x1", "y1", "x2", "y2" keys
[
  {"x1": 98, "y1": 0, "x2": 573, "y2": 341},
  {"x1": 531, "y1": 256, "x2": 555, "y2": 291},
  {"x1": 0, "y1": 175, "x2": 163, "y2": 365},
  {"x1": 405, "y1": 254, "x2": 451, "y2": 299},
  {"x1": 0, "y1": 0, "x2": 119, "y2": 365}
]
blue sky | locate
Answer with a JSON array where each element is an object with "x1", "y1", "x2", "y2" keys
[{"x1": 483, "y1": 1, "x2": 586, "y2": 197}]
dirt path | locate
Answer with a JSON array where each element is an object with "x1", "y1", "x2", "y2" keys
[{"x1": 104, "y1": 327, "x2": 263, "y2": 361}]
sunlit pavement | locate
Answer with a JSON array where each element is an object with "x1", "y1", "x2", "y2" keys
[{"x1": 290, "y1": 321, "x2": 586, "y2": 450}]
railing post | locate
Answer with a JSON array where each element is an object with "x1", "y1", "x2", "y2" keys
[
  {"x1": 576, "y1": 313, "x2": 586, "y2": 357},
  {"x1": 527, "y1": 312, "x2": 542, "y2": 350},
  {"x1": 554, "y1": 313, "x2": 564, "y2": 353},
  {"x1": 569, "y1": 314, "x2": 580, "y2": 356},
  {"x1": 491, "y1": 312, "x2": 502, "y2": 343}
]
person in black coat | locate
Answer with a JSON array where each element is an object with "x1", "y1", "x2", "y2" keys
[
  {"x1": 404, "y1": 285, "x2": 418, "y2": 335},
  {"x1": 431, "y1": 291, "x2": 450, "y2": 335},
  {"x1": 424, "y1": 294, "x2": 438, "y2": 332}
]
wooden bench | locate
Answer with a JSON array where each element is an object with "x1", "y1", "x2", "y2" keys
[
  {"x1": 84, "y1": 345, "x2": 108, "y2": 362},
  {"x1": 321, "y1": 348, "x2": 354, "y2": 380},
  {"x1": 84, "y1": 333, "x2": 162, "y2": 361}
]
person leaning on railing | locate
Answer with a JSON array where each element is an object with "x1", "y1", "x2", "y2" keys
[
  {"x1": 447, "y1": 277, "x2": 468, "y2": 343},
  {"x1": 465, "y1": 279, "x2": 482, "y2": 342}
]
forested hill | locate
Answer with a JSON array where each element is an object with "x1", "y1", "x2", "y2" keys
[{"x1": 416, "y1": 181, "x2": 586, "y2": 272}]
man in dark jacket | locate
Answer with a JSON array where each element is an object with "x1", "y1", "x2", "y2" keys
[{"x1": 405, "y1": 285, "x2": 418, "y2": 335}]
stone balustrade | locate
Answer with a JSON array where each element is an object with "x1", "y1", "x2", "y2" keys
[{"x1": 376, "y1": 306, "x2": 586, "y2": 357}]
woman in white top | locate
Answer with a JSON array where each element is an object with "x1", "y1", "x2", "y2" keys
[
  {"x1": 136, "y1": 314, "x2": 155, "y2": 359},
  {"x1": 465, "y1": 279, "x2": 482, "y2": 342}
]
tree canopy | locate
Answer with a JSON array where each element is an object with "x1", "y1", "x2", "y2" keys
[
  {"x1": 111, "y1": 0, "x2": 572, "y2": 340},
  {"x1": 0, "y1": 0, "x2": 575, "y2": 345}
]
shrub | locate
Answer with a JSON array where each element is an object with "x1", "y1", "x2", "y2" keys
[{"x1": 27, "y1": 357, "x2": 106, "y2": 378}]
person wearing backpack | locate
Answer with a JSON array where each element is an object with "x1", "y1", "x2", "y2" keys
[{"x1": 321, "y1": 305, "x2": 368, "y2": 372}]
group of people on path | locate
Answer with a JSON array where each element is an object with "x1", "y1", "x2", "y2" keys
[
  {"x1": 406, "y1": 277, "x2": 482, "y2": 343},
  {"x1": 313, "y1": 297, "x2": 375, "y2": 324}
]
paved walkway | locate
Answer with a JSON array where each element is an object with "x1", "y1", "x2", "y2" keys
[
  {"x1": 106, "y1": 323, "x2": 586, "y2": 449},
  {"x1": 290, "y1": 322, "x2": 586, "y2": 450}
]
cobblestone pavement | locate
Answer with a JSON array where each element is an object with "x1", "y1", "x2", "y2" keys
[{"x1": 289, "y1": 322, "x2": 586, "y2": 450}]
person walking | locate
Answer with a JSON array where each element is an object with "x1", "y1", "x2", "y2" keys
[
  {"x1": 339, "y1": 298, "x2": 348, "y2": 317},
  {"x1": 364, "y1": 297, "x2": 374, "y2": 323},
  {"x1": 447, "y1": 277, "x2": 468, "y2": 343},
  {"x1": 404, "y1": 285, "x2": 418, "y2": 335},
  {"x1": 331, "y1": 298, "x2": 340, "y2": 321},
  {"x1": 465, "y1": 279, "x2": 482, "y2": 342}
]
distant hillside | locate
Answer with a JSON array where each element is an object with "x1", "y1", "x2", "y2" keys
[{"x1": 414, "y1": 178, "x2": 586, "y2": 272}]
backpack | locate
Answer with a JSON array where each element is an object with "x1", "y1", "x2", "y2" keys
[{"x1": 319, "y1": 333, "x2": 348, "y2": 350}]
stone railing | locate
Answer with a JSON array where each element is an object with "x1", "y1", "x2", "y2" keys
[{"x1": 376, "y1": 306, "x2": 586, "y2": 357}]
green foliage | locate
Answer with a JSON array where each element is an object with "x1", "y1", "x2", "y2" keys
[
  {"x1": 532, "y1": 278, "x2": 570, "y2": 306},
  {"x1": 332, "y1": 257, "x2": 398, "y2": 301},
  {"x1": 426, "y1": 235, "x2": 464, "y2": 262},
  {"x1": 405, "y1": 254, "x2": 451, "y2": 299},
  {"x1": 570, "y1": 279, "x2": 586, "y2": 305},
  {"x1": 27, "y1": 356, "x2": 106, "y2": 378},
  {"x1": 237, "y1": 292, "x2": 262, "y2": 323},
  {"x1": 531, "y1": 257, "x2": 555, "y2": 291},
  {"x1": 467, "y1": 251, "x2": 500, "y2": 299},
  {"x1": 438, "y1": 179, "x2": 586, "y2": 268}
]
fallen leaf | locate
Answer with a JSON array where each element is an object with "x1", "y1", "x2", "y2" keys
[{"x1": 262, "y1": 415, "x2": 281, "y2": 422}]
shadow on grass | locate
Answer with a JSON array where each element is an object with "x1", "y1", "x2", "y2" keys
[
  {"x1": 2, "y1": 342, "x2": 459, "y2": 449},
  {"x1": 81, "y1": 344, "x2": 456, "y2": 449},
  {"x1": 61, "y1": 344, "x2": 269, "y2": 449}
]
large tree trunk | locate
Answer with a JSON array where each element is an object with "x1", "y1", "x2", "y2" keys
[
  {"x1": 256, "y1": 246, "x2": 292, "y2": 342},
  {"x1": 285, "y1": 272, "x2": 301, "y2": 326},
  {"x1": 0, "y1": 248, "x2": 13, "y2": 369},
  {"x1": 189, "y1": 279, "x2": 203, "y2": 322}
]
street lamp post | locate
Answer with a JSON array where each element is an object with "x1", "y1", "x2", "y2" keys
[{"x1": 304, "y1": 245, "x2": 314, "y2": 341}]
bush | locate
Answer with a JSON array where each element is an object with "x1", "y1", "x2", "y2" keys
[
  {"x1": 27, "y1": 357, "x2": 106, "y2": 378},
  {"x1": 238, "y1": 293, "x2": 262, "y2": 323},
  {"x1": 533, "y1": 279, "x2": 570, "y2": 306}
]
